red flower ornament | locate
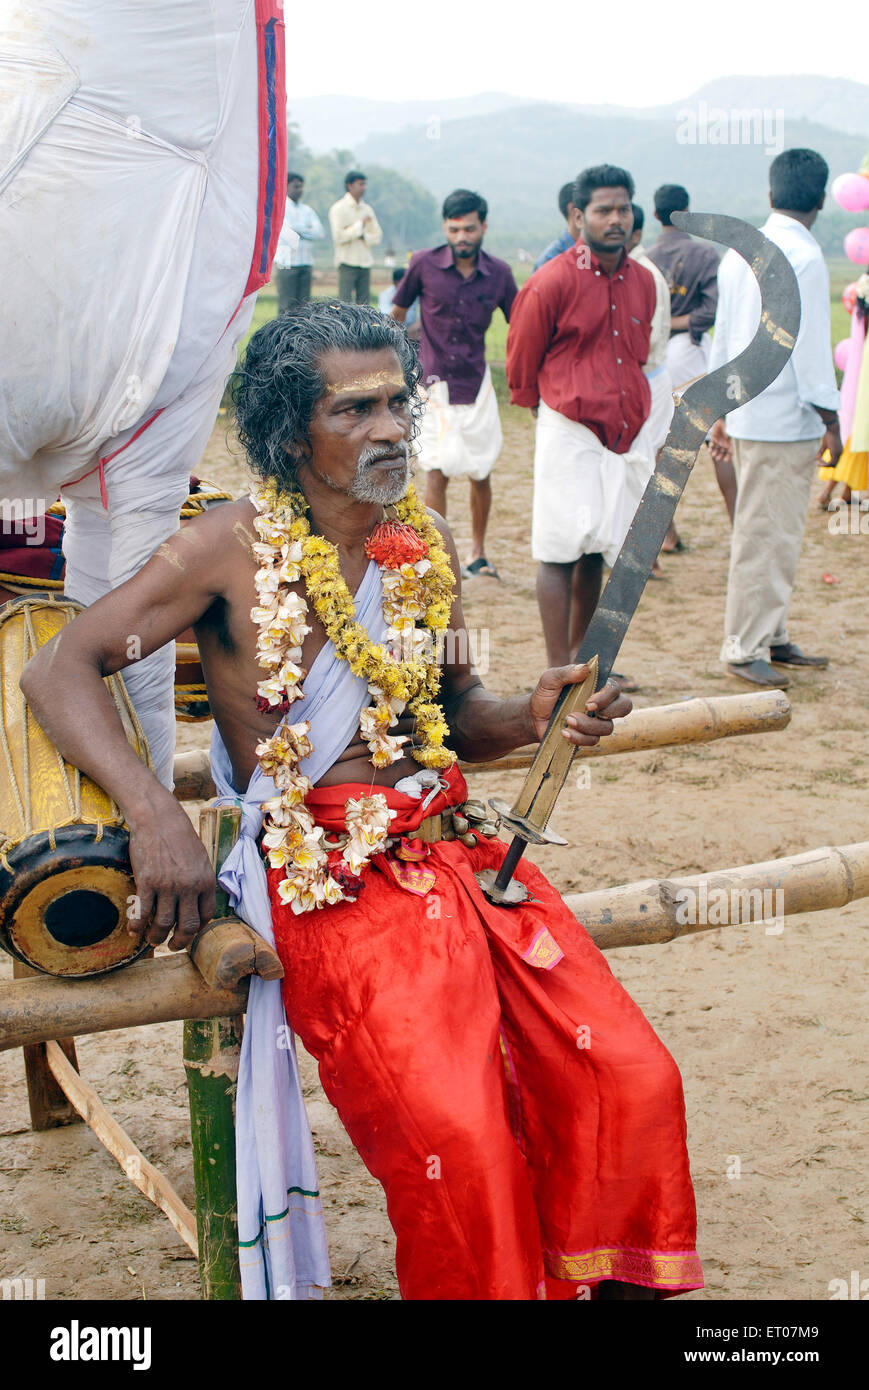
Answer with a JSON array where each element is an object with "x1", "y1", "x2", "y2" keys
[{"x1": 365, "y1": 520, "x2": 429, "y2": 568}]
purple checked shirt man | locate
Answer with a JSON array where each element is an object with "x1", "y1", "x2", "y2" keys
[{"x1": 391, "y1": 189, "x2": 517, "y2": 577}]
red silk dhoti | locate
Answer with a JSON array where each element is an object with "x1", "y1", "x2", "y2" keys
[{"x1": 268, "y1": 767, "x2": 703, "y2": 1300}]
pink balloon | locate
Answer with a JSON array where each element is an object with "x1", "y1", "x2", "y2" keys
[
  {"x1": 833, "y1": 172, "x2": 869, "y2": 212},
  {"x1": 833, "y1": 338, "x2": 851, "y2": 371},
  {"x1": 842, "y1": 281, "x2": 858, "y2": 314},
  {"x1": 844, "y1": 227, "x2": 869, "y2": 265}
]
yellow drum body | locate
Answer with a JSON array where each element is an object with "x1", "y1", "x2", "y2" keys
[{"x1": 0, "y1": 596, "x2": 152, "y2": 976}]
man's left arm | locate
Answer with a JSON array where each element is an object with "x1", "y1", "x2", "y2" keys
[
  {"x1": 300, "y1": 207, "x2": 325, "y2": 241},
  {"x1": 363, "y1": 205, "x2": 383, "y2": 248},
  {"x1": 688, "y1": 249, "x2": 719, "y2": 343},
  {"x1": 500, "y1": 268, "x2": 519, "y2": 323},
  {"x1": 791, "y1": 255, "x2": 842, "y2": 463},
  {"x1": 431, "y1": 515, "x2": 631, "y2": 762}
]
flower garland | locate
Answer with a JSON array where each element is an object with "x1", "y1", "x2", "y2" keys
[{"x1": 250, "y1": 479, "x2": 455, "y2": 914}]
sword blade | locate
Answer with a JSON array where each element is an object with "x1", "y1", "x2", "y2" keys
[{"x1": 491, "y1": 211, "x2": 801, "y2": 896}]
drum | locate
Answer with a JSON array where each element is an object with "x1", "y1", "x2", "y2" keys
[
  {"x1": 0, "y1": 481, "x2": 233, "y2": 719},
  {"x1": 0, "y1": 595, "x2": 153, "y2": 976}
]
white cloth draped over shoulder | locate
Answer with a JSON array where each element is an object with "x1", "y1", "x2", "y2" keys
[{"x1": 210, "y1": 558, "x2": 386, "y2": 1300}]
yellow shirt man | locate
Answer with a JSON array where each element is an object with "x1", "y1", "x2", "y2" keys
[{"x1": 328, "y1": 172, "x2": 383, "y2": 304}]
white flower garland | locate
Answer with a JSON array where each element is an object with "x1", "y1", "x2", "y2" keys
[{"x1": 250, "y1": 484, "x2": 449, "y2": 914}]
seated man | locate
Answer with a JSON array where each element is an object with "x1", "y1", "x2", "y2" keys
[{"x1": 22, "y1": 301, "x2": 702, "y2": 1302}]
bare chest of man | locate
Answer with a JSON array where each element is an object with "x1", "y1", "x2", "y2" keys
[{"x1": 193, "y1": 558, "x2": 423, "y2": 794}]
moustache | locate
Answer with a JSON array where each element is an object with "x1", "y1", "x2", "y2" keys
[{"x1": 357, "y1": 444, "x2": 410, "y2": 468}]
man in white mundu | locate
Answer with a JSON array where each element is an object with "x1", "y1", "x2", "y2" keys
[
  {"x1": 391, "y1": 189, "x2": 517, "y2": 578},
  {"x1": 507, "y1": 165, "x2": 657, "y2": 669}
]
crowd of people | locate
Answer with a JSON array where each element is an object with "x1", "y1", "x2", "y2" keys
[{"x1": 272, "y1": 149, "x2": 842, "y2": 695}]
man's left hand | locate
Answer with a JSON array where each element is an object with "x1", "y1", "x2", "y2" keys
[
  {"x1": 529, "y1": 663, "x2": 632, "y2": 746},
  {"x1": 817, "y1": 423, "x2": 843, "y2": 468}
]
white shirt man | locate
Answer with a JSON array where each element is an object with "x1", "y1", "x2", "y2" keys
[
  {"x1": 328, "y1": 171, "x2": 383, "y2": 305},
  {"x1": 274, "y1": 174, "x2": 324, "y2": 310},
  {"x1": 709, "y1": 150, "x2": 841, "y2": 688}
]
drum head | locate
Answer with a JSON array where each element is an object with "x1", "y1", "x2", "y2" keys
[{"x1": 0, "y1": 826, "x2": 150, "y2": 977}]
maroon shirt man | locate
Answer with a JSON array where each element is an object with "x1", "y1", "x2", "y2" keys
[
  {"x1": 507, "y1": 244, "x2": 653, "y2": 452},
  {"x1": 506, "y1": 165, "x2": 656, "y2": 677}
]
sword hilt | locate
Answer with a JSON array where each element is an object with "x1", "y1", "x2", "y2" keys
[{"x1": 478, "y1": 659, "x2": 600, "y2": 905}]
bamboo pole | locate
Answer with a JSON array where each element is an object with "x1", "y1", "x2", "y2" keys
[
  {"x1": 564, "y1": 840, "x2": 869, "y2": 950},
  {"x1": 171, "y1": 690, "x2": 789, "y2": 800},
  {"x1": 44, "y1": 1040, "x2": 198, "y2": 1254},
  {"x1": 184, "y1": 805, "x2": 244, "y2": 1301},
  {"x1": 0, "y1": 953, "x2": 249, "y2": 1053},
  {"x1": 461, "y1": 689, "x2": 790, "y2": 774}
]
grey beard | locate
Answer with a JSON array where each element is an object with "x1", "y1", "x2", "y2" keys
[
  {"x1": 305, "y1": 446, "x2": 411, "y2": 504},
  {"x1": 345, "y1": 444, "x2": 411, "y2": 503},
  {"x1": 347, "y1": 457, "x2": 411, "y2": 504}
]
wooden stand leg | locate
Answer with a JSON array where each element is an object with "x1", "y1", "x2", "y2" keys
[
  {"x1": 13, "y1": 960, "x2": 81, "y2": 1131},
  {"x1": 184, "y1": 804, "x2": 244, "y2": 1301},
  {"x1": 184, "y1": 1014, "x2": 243, "y2": 1300}
]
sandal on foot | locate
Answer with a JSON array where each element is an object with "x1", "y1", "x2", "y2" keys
[{"x1": 462, "y1": 557, "x2": 500, "y2": 579}]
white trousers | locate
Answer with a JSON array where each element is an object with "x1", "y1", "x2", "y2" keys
[
  {"x1": 720, "y1": 436, "x2": 822, "y2": 665},
  {"x1": 61, "y1": 342, "x2": 246, "y2": 788}
]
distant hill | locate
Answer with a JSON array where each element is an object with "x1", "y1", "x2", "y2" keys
[
  {"x1": 287, "y1": 92, "x2": 541, "y2": 155},
  {"x1": 356, "y1": 102, "x2": 869, "y2": 257},
  {"x1": 593, "y1": 76, "x2": 869, "y2": 140},
  {"x1": 291, "y1": 77, "x2": 869, "y2": 153}
]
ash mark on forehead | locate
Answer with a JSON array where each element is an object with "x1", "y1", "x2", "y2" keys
[{"x1": 324, "y1": 372, "x2": 407, "y2": 396}]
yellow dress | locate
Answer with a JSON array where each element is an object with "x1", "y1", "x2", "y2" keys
[{"x1": 819, "y1": 319, "x2": 869, "y2": 489}]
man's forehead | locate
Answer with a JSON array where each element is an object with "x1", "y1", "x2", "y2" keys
[
  {"x1": 319, "y1": 349, "x2": 406, "y2": 397},
  {"x1": 587, "y1": 187, "x2": 631, "y2": 206}
]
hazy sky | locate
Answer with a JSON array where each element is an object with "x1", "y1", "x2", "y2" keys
[{"x1": 286, "y1": 0, "x2": 863, "y2": 106}]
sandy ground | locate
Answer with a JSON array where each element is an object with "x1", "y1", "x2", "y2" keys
[{"x1": 2, "y1": 395, "x2": 867, "y2": 1303}]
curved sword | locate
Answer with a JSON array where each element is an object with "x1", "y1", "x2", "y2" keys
[{"x1": 481, "y1": 211, "x2": 801, "y2": 906}]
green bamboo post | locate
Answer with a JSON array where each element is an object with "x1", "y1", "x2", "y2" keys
[{"x1": 184, "y1": 804, "x2": 244, "y2": 1300}]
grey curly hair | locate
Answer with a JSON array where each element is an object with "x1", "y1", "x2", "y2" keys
[{"x1": 231, "y1": 299, "x2": 423, "y2": 484}]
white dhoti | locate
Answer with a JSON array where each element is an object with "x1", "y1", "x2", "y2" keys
[
  {"x1": 414, "y1": 367, "x2": 502, "y2": 481},
  {"x1": 666, "y1": 331, "x2": 712, "y2": 390},
  {"x1": 644, "y1": 364, "x2": 675, "y2": 456},
  {"x1": 531, "y1": 402, "x2": 654, "y2": 566}
]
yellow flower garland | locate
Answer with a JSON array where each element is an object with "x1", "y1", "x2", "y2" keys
[{"x1": 250, "y1": 478, "x2": 456, "y2": 913}]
